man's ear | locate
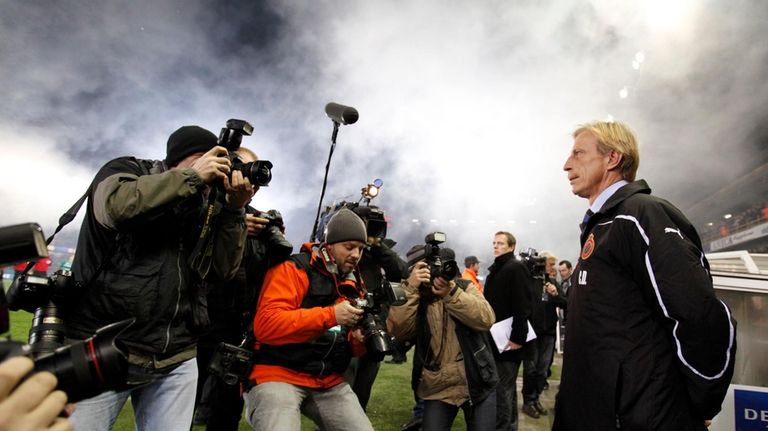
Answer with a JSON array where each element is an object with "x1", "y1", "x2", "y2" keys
[{"x1": 606, "y1": 150, "x2": 623, "y2": 171}]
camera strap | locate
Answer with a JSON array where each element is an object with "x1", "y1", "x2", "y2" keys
[
  {"x1": 189, "y1": 188, "x2": 223, "y2": 279},
  {"x1": 15, "y1": 186, "x2": 92, "y2": 278}
]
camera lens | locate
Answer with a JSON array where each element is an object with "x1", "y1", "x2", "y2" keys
[
  {"x1": 28, "y1": 302, "x2": 66, "y2": 357},
  {"x1": 235, "y1": 160, "x2": 273, "y2": 187},
  {"x1": 33, "y1": 319, "x2": 130, "y2": 403}
]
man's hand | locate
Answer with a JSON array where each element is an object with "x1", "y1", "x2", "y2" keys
[
  {"x1": 334, "y1": 300, "x2": 364, "y2": 327},
  {"x1": 544, "y1": 282, "x2": 558, "y2": 297},
  {"x1": 245, "y1": 214, "x2": 269, "y2": 236},
  {"x1": 350, "y1": 328, "x2": 365, "y2": 344},
  {"x1": 0, "y1": 357, "x2": 72, "y2": 431},
  {"x1": 505, "y1": 340, "x2": 523, "y2": 351},
  {"x1": 407, "y1": 262, "x2": 431, "y2": 289},
  {"x1": 223, "y1": 170, "x2": 254, "y2": 209},
  {"x1": 190, "y1": 146, "x2": 232, "y2": 184},
  {"x1": 431, "y1": 277, "x2": 454, "y2": 299}
]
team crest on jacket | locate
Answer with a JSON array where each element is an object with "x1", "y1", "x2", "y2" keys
[{"x1": 581, "y1": 233, "x2": 595, "y2": 260}]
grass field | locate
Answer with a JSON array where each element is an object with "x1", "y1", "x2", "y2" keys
[{"x1": 4, "y1": 298, "x2": 560, "y2": 431}]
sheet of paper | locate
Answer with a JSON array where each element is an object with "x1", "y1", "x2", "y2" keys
[{"x1": 490, "y1": 316, "x2": 537, "y2": 353}]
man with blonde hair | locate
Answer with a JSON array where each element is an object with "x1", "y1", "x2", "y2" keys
[{"x1": 554, "y1": 121, "x2": 737, "y2": 430}]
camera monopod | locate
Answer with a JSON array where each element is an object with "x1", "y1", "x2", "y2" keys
[{"x1": 309, "y1": 102, "x2": 359, "y2": 241}]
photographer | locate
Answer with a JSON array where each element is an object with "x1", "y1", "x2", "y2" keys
[
  {"x1": 344, "y1": 206, "x2": 408, "y2": 411},
  {"x1": 244, "y1": 208, "x2": 373, "y2": 431},
  {"x1": 521, "y1": 251, "x2": 565, "y2": 419},
  {"x1": 0, "y1": 357, "x2": 71, "y2": 431},
  {"x1": 194, "y1": 146, "x2": 291, "y2": 430},
  {"x1": 387, "y1": 247, "x2": 497, "y2": 431},
  {"x1": 61, "y1": 125, "x2": 249, "y2": 430}
]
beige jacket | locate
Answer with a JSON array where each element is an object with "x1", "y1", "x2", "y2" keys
[{"x1": 387, "y1": 280, "x2": 495, "y2": 406}]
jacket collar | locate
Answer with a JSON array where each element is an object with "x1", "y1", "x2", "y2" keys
[
  {"x1": 489, "y1": 251, "x2": 516, "y2": 273},
  {"x1": 595, "y1": 179, "x2": 651, "y2": 216}
]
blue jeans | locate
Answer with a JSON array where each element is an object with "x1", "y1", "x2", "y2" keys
[
  {"x1": 422, "y1": 390, "x2": 496, "y2": 431},
  {"x1": 69, "y1": 358, "x2": 198, "y2": 431},
  {"x1": 495, "y1": 360, "x2": 520, "y2": 431},
  {"x1": 244, "y1": 381, "x2": 374, "y2": 431}
]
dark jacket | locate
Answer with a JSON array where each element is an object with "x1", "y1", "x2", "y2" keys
[
  {"x1": 530, "y1": 275, "x2": 566, "y2": 337},
  {"x1": 201, "y1": 206, "x2": 291, "y2": 349},
  {"x1": 65, "y1": 156, "x2": 246, "y2": 362},
  {"x1": 358, "y1": 240, "x2": 409, "y2": 291},
  {"x1": 483, "y1": 251, "x2": 535, "y2": 362},
  {"x1": 553, "y1": 180, "x2": 737, "y2": 431}
]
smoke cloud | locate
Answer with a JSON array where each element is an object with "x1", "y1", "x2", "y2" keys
[{"x1": 1, "y1": 0, "x2": 766, "y2": 267}]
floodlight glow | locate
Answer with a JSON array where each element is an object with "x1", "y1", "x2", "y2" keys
[{"x1": 619, "y1": 87, "x2": 629, "y2": 99}]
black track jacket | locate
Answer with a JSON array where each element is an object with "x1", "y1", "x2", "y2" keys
[{"x1": 553, "y1": 180, "x2": 736, "y2": 431}]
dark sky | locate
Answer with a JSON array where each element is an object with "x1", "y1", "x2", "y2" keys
[{"x1": 1, "y1": 0, "x2": 767, "y2": 266}]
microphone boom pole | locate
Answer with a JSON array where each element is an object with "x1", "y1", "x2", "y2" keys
[{"x1": 310, "y1": 103, "x2": 358, "y2": 241}]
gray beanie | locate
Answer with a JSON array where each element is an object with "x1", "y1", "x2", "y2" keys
[{"x1": 325, "y1": 208, "x2": 367, "y2": 244}]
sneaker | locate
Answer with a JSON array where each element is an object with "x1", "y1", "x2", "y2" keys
[
  {"x1": 534, "y1": 400, "x2": 548, "y2": 415},
  {"x1": 401, "y1": 415, "x2": 422, "y2": 431},
  {"x1": 522, "y1": 402, "x2": 540, "y2": 419},
  {"x1": 543, "y1": 381, "x2": 550, "y2": 391}
]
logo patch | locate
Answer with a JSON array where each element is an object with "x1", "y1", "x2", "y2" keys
[{"x1": 581, "y1": 233, "x2": 595, "y2": 260}]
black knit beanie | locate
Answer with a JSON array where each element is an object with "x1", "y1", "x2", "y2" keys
[
  {"x1": 325, "y1": 208, "x2": 367, "y2": 244},
  {"x1": 164, "y1": 125, "x2": 218, "y2": 167}
]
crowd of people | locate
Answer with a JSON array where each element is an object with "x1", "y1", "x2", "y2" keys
[{"x1": 0, "y1": 120, "x2": 738, "y2": 431}]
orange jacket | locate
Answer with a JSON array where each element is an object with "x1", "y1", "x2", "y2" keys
[
  {"x1": 462, "y1": 268, "x2": 483, "y2": 293},
  {"x1": 249, "y1": 243, "x2": 365, "y2": 389}
]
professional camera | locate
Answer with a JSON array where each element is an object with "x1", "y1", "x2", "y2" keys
[
  {"x1": 348, "y1": 281, "x2": 407, "y2": 362},
  {"x1": 218, "y1": 118, "x2": 273, "y2": 187},
  {"x1": 519, "y1": 247, "x2": 547, "y2": 280},
  {"x1": 254, "y1": 209, "x2": 293, "y2": 258},
  {"x1": 0, "y1": 225, "x2": 132, "y2": 402},
  {"x1": 208, "y1": 341, "x2": 255, "y2": 385},
  {"x1": 0, "y1": 222, "x2": 131, "y2": 403},
  {"x1": 406, "y1": 232, "x2": 460, "y2": 296},
  {"x1": 311, "y1": 179, "x2": 387, "y2": 243}
]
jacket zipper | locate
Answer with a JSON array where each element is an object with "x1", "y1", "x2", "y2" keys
[{"x1": 162, "y1": 238, "x2": 184, "y2": 354}]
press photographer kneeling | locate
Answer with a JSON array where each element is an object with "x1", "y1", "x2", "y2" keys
[{"x1": 387, "y1": 233, "x2": 498, "y2": 431}]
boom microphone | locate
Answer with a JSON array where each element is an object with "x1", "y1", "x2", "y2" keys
[{"x1": 324, "y1": 102, "x2": 359, "y2": 125}]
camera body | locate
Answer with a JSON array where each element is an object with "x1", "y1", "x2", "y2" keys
[
  {"x1": 253, "y1": 209, "x2": 293, "y2": 259},
  {"x1": 312, "y1": 201, "x2": 388, "y2": 244},
  {"x1": 518, "y1": 247, "x2": 547, "y2": 280},
  {"x1": 218, "y1": 119, "x2": 274, "y2": 187},
  {"x1": 208, "y1": 342, "x2": 255, "y2": 385},
  {"x1": 7, "y1": 269, "x2": 74, "y2": 314},
  {"x1": 349, "y1": 281, "x2": 407, "y2": 362},
  {"x1": 406, "y1": 232, "x2": 460, "y2": 301}
]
